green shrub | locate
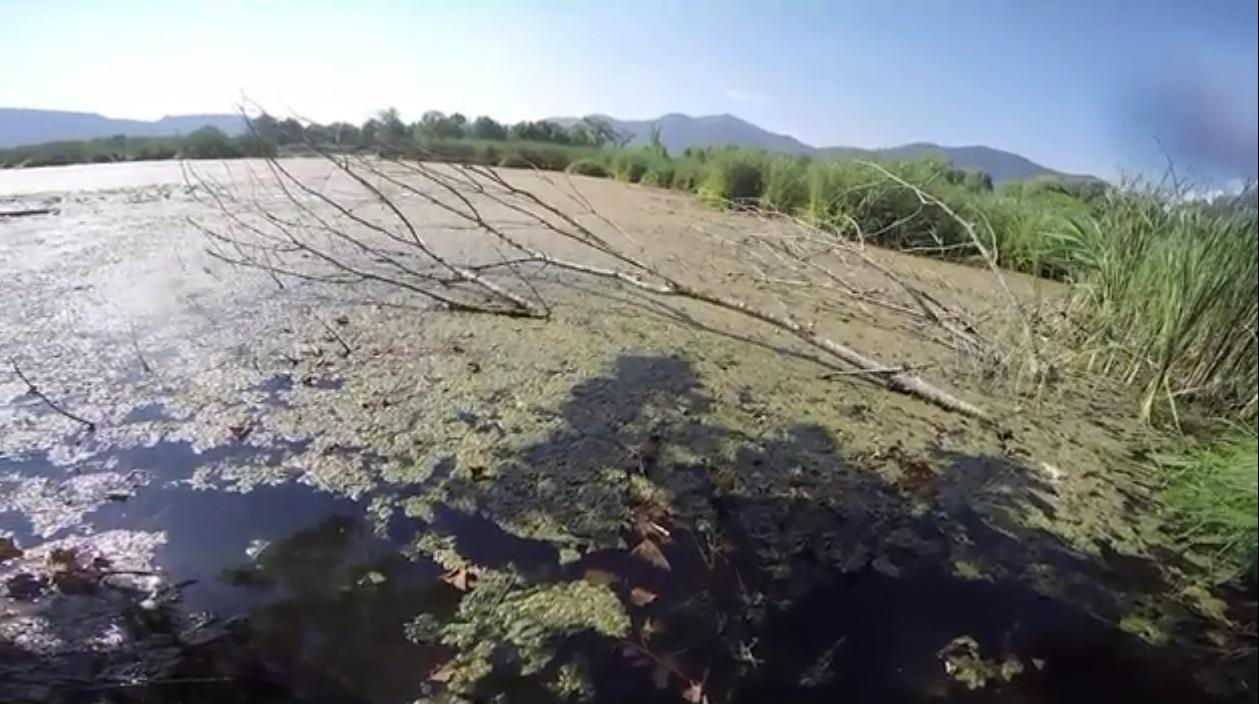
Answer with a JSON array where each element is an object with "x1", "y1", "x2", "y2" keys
[
  {"x1": 762, "y1": 156, "x2": 810, "y2": 213},
  {"x1": 699, "y1": 150, "x2": 767, "y2": 204},
  {"x1": 478, "y1": 144, "x2": 503, "y2": 165},
  {"x1": 181, "y1": 126, "x2": 240, "y2": 159},
  {"x1": 640, "y1": 161, "x2": 676, "y2": 188},
  {"x1": 566, "y1": 159, "x2": 610, "y2": 178},
  {"x1": 132, "y1": 143, "x2": 178, "y2": 161},
  {"x1": 498, "y1": 154, "x2": 533, "y2": 169},
  {"x1": 514, "y1": 145, "x2": 571, "y2": 171},
  {"x1": 423, "y1": 140, "x2": 478, "y2": 163},
  {"x1": 611, "y1": 151, "x2": 650, "y2": 183},
  {"x1": 669, "y1": 158, "x2": 706, "y2": 191}
]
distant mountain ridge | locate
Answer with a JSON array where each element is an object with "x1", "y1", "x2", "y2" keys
[
  {"x1": 0, "y1": 109, "x2": 244, "y2": 148},
  {"x1": 1, "y1": 107, "x2": 1085, "y2": 182},
  {"x1": 553, "y1": 113, "x2": 1084, "y2": 182}
]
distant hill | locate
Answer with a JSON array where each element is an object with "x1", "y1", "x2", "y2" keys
[
  {"x1": 816, "y1": 142, "x2": 1073, "y2": 183},
  {"x1": 555, "y1": 113, "x2": 815, "y2": 156},
  {"x1": 2, "y1": 107, "x2": 1087, "y2": 183},
  {"x1": 0, "y1": 109, "x2": 244, "y2": 148},
  {"x1": 553, "y1": 113, "x2": 1083, "y2": 183}
]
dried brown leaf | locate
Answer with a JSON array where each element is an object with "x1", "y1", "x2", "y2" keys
[
  {"x1": 631, "y1": 540, "x2": 671, "y2": 571},
  {"x1": 681, "y1": 681, "x2": 707, "y2": 704},
  {"x1": 428, "y1": 660, "x2": 458, "y2": 683},
  {"x1": 629, "y1": 586, "x2": 658, "y2": 606},
  {"x1": 583, "y1": 568, "x2": 619, "y2": 587},
  {"x1": 440, "y1": 566, "x2": 479, "y2": 592},
  {"x1": 48, "y1": 547, "x2": 77, "y2": 570},
  {"x1": 0, "y1": 537, "x2": 22, "y2": 563}
]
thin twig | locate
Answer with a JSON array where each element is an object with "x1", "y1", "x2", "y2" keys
[{"x1": 8, "y1": 360, "x2": 96, "y2": 432}]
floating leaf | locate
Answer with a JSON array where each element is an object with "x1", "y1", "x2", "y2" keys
[
  {"x1": 631, "y1": 540, "x2": 671, "y2": 571},
  {"x1": 629, "y1": 586, "x2": 658, "y2": 606}
]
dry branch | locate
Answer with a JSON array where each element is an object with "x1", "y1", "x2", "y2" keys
[
  {"x1": 188, "y1": 148, "x2": 992, "y2": 421},
  {"x1": 0, "y1": 207, "x2": 56, "y2": 218},
  {"x1": 9, "y1": 360, "x2": 96, "y2": 432}
]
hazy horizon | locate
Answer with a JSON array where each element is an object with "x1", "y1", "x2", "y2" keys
[{"x1": 3, "y1": 1, "x2": 1256, "y2": 182}]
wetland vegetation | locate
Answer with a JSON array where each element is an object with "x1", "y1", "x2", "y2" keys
[{"x1": 2, "y1": 107, "x2": 1256, "y2": 703}]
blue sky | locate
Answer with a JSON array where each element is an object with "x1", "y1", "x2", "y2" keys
[{"x1": 2, "y1": 1, "x2": 1255, "y2": 180}]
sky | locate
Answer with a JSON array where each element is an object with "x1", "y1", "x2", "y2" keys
[{"x1": 2, "y1": 0, "x2": 1256, "y2": 181}]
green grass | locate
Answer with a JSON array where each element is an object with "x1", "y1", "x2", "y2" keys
[
  {"x1": 697, "y1": 149, "x2": 768, "y2": 204},
  {"x1": 566, "y1": 158, "x2": 610, "y2": 178},
  {"x1": 1069, "y1": 194, "x2": 1258, "y2": 422},
  {"x1": 421, "y1": 138, "x2": 597, "y2": 172},
  {"x1": 1161, "y1": 432, "x2": 1258, "y2": 582}
]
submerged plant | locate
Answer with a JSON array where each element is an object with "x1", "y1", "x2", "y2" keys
[{"x1": 407, "y1": 570, "x2": 629, "y2": 692}]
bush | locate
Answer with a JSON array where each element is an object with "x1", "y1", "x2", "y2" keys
[
  {"x1": 423, "y1": 140, "x2": 478, "y2": 163},
  {"x1": 132, "y1": 143, "x2": 178, "y2": 161},
  {"x1": 567, "y1": 159, "x2": 610, "y2": 178},
  {"x1": 478, "y1": 144, "x2": 503, "y2": 165},
  {"x1": 640, "y1": 161, "x2": 676, "y2": 188},
  {"x1": 762, "y1": 156, "x2": 809, "y2": 213},
  {"x1": 611, "y1": 151, "x2": 650, "y2": 183},
  {"x1": 669, "y1": 159, "x2": 705, "y2": 192},
  {"x1": 498, "y1": 154, "x2": 533, "y2": 169},
  {"x1": 181, "y1": 126, "x2": 240, "y2": 159},
  {"x1": 514, "y1": 144, "x2": 577, "y2": 171},
  {"x1": 699, "y1": 150, "x2": 767, "y2": 204}
]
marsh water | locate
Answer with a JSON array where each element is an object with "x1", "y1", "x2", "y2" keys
[{"x1": 1, "y1": 161, "x2": 1251, "y2": 702}]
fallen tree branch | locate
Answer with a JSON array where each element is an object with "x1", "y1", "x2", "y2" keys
[
  {"x1": 189, "y1": 144, "x2": 993, "y2": 421},
  {"x1": 8, "y1": 360, "x2": 96, "y2": 432},
  {"x1": 857, "y1": 160, "x2": 1042, "y2": 377}
]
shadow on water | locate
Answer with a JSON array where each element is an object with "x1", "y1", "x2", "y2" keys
[{"x1": 2, "y1": 355, "x2": 1252, "y2": 703}]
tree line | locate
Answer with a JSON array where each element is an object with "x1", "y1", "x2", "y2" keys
[
  {"x1": 246, "y1": 109, "x2": 627, "y2": 150},
  {"x1": 0, "y1": 109, "x2": 629, "y2": 168}
]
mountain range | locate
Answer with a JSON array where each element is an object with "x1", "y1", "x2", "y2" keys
[
  {"x1": 555, "y1": 113, "x2": 1077, "y2": 182},
  {"x1": 0, "y1": 109, "x2": 245, "y2": 149},
  {"x1": 1, "y1": 108, "x2": 1079, "y2": 182}
]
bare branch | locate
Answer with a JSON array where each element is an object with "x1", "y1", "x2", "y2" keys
[{"x1": 9, "y1": 360, "x2": 96, "y2": 432}]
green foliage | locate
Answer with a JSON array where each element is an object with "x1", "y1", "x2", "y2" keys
[
  {"x1": 498, "y1": 154, "x2": 533, "y2": 168},
  {"x1": 416, "y1": 110, "x2": 468, "y2": 140},
  {"x1": 762, "y1": 155, "x2": 810, "y2": 212},
  {"x1": 699, "y1": 149, "x2": 767, "y2": 204},
  {"x1": 469, "y1": 115, "x2": 508, "y2": 140},
  {"x1": 669, "y1": 157, "x2": 705, "y2": 191},
  {"x1": 425, "y1": 140, "x2": 478, "y2": 162},
  {"x1": 180, "y1": 126, "x2": 239, "y2": 159},
  {"x1": 1070, "y1": 194, "x2": 1258, "y2": 421},
  {"x1": 374, "y1": 107, "x2": 408, "y2": 144},
  {"x1": 640, "y1": 160, "x2": 676, "y2": 187},
  {"x1": 1161, "y1": 433, "x2": 1258, "y2": 582},
  {"x1": 407, "y1": 571, "x2": 628, "y2": 693},
  {"x1": 611, "y1": 151, "x2": 650, "y2": 183},
  {"x1": 566, "y1": 158, "x2": 610, "y2": 178},
  {"x1": 131, "y1": 141, "x2": 178, "y2": 161}
]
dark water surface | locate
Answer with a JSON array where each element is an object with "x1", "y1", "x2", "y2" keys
[{"x1": 2, "y1": 362, "x2": 1251, "y2": 703}]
